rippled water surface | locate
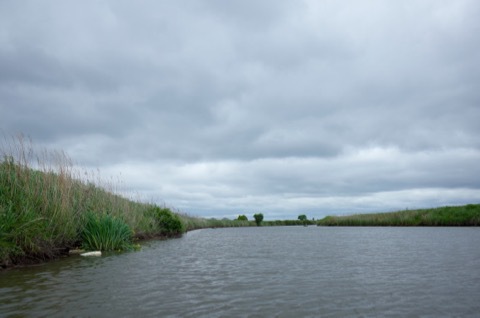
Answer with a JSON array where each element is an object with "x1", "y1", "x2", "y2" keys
[{"x1": 1, "y1": 227, "x2": 480, "y2": 317}]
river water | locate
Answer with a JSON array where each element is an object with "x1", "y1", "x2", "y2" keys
[{"x1": 1, "y1": 226, "x2": 480, "y2": 317}]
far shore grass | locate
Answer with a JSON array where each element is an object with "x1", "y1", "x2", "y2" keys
[{"x1": 317, "y1": 204, "x2": 480, "y2": 226}]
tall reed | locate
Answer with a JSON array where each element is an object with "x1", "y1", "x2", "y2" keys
[
  {"x1": 0, "y1": 135, "x2": 253, "y2": 268},
  {"x1": 0, "y1": 135, "x2": 160, "y2": 266}
]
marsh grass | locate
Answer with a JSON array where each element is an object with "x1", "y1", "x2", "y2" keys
[
  {"x1": 317, "y1": 204, "x2": 480, "y2": 226},
  {"x1": 0, "y1": 135, "x2": 252, "y2": 268},
  {"x1": 0, "y1": 135, "x2": 159, "y2": 266}
]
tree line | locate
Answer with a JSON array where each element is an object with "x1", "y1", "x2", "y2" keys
[{"x1": 236, "y1": 213, "x2": 315, "y2": 226}]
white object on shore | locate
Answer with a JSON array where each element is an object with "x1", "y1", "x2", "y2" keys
[{"x1": 80, "y1": 251, "x2": 102, "y2": 257}]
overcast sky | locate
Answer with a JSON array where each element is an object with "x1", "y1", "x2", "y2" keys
[{"x1": 1, "y1": 1, "x2": 479, "y2": 219}]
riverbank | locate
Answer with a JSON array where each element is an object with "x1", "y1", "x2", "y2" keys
[
  {"x1": 0, "y1": 136, "x2": 250, "y2": 269},
  {"x1": 3, "y1": 137, "x2": 479, "y2": 269},
  {"x1": 317, "y1": 204, "x2": 480, "y2": 226}
]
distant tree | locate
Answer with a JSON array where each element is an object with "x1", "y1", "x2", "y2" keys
[
  {"x1": 253, "y1": 213, "x2": 264, "y2": 226},
  {"x1": 237, "y1": 214, "x2": 248, "y2": 221},
  {"x1": 298, "y1": 214, "x2": 307, "y2": 221},
  {"x1": 298, "y1": 214, "x2": 309, "y2": 226}
]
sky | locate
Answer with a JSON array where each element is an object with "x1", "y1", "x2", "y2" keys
[{"x1": 1, "y1": 1, "x2": 479, "y2": 220}]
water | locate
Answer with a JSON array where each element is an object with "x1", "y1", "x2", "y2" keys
[{"x1": 1, "y1": 227, "x2": 480, "y2": 317}]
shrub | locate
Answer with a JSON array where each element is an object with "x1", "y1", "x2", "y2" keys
[
  {"x1": 81, "y1": 212, "x2": 133, "y2": 251},
  {"x1": 237, "y1": 214, "x2": 248, "y2": 221},
  {"x1": 150, "y1": 206, "x2": 185, "y2": 236}
]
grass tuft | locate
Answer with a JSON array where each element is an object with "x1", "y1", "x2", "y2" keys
[{"x1": 81, "y1": 212, "x2": 133, "y2": 251}]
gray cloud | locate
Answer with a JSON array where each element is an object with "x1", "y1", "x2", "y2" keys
[{"x1": 1, "y1": 0, "x2": 479, "y2": 219}]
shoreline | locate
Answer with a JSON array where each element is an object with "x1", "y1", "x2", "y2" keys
[
  {"x1": 2, "y1": 137, "x2": 479, "y2": 270},
  {"x1": 4, "y1": 205, "x2": 480, "y2": 271},
  {"x1": 317, "y1": 204, "x2": 480, "y2": 226}
]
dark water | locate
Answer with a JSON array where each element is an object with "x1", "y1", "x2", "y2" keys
[{"x1": 1, "y1": 227, "x2": 480, "y2": 317}]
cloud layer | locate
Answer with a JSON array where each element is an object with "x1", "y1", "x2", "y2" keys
[{"x1": 1, "y1": 0, "x2": 479, "y2": 219}]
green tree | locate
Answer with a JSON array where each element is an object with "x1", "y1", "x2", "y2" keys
[
  {"x1": 237, "y1": 215, "x2": 248, "y2": 221},
  {"x1": 298, "y1": 214, "x2": 308, "y2": 226},
  {"x1": 253, "y1": 213, "x2": 264, "y2": 226}
]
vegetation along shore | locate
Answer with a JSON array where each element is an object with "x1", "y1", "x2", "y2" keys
[
  {"x1": 317, "y1": 204, "x2": 480, "y2": 226},
  {"x1": 1, "y1": 136, "x2": 479, "y2": 269},
  {"x1": 0, "y1": 136, "x2": 250, "y2": 269}
]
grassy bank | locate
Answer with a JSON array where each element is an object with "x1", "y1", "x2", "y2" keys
[
  {"x1": 317, "y1": 204, "x2": 480, "y2": 226},
  {"x1": 0, "y1": 136, "x2": 249, "y2": 269}
]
